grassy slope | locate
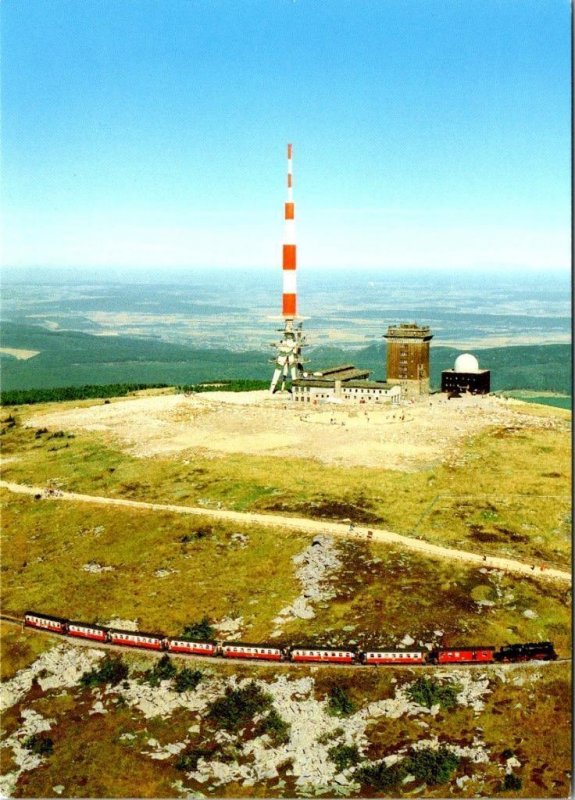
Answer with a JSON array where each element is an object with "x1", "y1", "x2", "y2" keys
[
  {"x1": 1, "y1": 395, "x2": 571, "y2": 799},
  {"x1": 1, "y1": 401, "x2": 570, "y2": 568},
  {"x1": 1, "y1": 492, "x2": 571, "y2": 654}
]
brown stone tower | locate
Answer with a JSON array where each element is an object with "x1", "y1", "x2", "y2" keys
[{"x1": 384, "y1": 323, "x2": 433, "y2": 398}]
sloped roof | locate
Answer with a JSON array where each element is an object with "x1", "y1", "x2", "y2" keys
[{"x1": 301, "y1": 365, "x2": 371, "y2": 382}]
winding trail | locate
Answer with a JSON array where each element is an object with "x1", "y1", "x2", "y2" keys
[{"x1": 1, "y1": 480, "x2": 570, "y2": 583}]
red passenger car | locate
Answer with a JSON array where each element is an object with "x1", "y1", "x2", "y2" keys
[
  {"x1": 290, "y1": 647, "x2": 355, "y2": 664},
  {"x1": 24, "y1": 612, "x2": 66, "y2": 635},
  {"x1": 166, "y1": 638, "x2": 218, "y2": 657},
  {"x1": 432, "y1": 646, "x2": 495, "y2": 664},
  {"x1": 361, "y1": 649, "x2": 427, "y2": 665},
  {"x1": 108, "y1": 629, "x2": 164, "y2": 650},
  {"x1": 67, "y1": 621, "x2": 108, "y2": 642},
  {"x1": 221, "y1": 642, "x2": 283, "y2": 661}
]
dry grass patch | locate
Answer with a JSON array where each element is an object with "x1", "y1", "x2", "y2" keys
[
  {"x1": 276, "y1": 540, "x2": 571, "y2": 656},
  {"x1": 0, "y1": 492, "x2": 307, "y2": 637},
  {"x1": 0, "y1": 622, "x2": 55, "y2": 681},
  {"x1": 15, "y1": 706, "x2": 180, "y2": 798},
  {"x1": 477, "y1": 666, "x2": 571, "y2": 798},
  {"x1": 2, "y1": 492, "x2": 570, "y2": 655},
  {"x1": 1, "y1": 400, "x2": 570, "y2": 568}
]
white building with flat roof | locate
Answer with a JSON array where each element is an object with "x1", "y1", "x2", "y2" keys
[{"x1": 292, "y1": 364, "x2": 401, "y2": 404}]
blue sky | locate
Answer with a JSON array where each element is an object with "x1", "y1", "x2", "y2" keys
[{"x1": 2, "y1": 0, "x2": 571, "y2": 271}]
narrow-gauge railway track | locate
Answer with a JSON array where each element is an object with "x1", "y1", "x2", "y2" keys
[{"x1": 1, "y1": 614, "x2": 567, "y2": 673}]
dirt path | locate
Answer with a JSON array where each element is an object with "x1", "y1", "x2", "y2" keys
[{"x1": 1, "y1": 480, "x2": 570, "y2": 584}]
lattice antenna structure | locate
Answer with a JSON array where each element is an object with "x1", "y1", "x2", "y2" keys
[{"x1": 270, "y1": 143, "x2": 307, "y2": 394}]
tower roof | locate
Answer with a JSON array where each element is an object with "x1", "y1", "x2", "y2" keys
[{"x1": 384, "y1": 323, "x2": 433, "y2": 340}]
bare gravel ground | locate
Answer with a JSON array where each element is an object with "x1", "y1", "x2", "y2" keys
[{"x1": 25, "y1": 390, "x2": 567, "y2": 470}]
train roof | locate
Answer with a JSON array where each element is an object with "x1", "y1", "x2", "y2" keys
[
  {"x1": 433, "y1": 645, "x2": 495, "y2": 651},
  {"x1": 25, "y1": 610, "x2": 67, "y2": 623},
  {"x1": 501, "y1": 641, "x2": 555, "y2": 649},
  {"x1": 107, "y1": 627, "x2": 165, "y2": 639},
  {"x1": 167, "y1": 636, "x2": 218, "y2": 645},
  {"x1": 288, "y1": 644, "x2": 358, "y2": 652},
  {"x1": 67, "y1": 619, "x2": 108, "y2": 631},
  {"x1": 364, "y1": 647, "x2": 428, "y2": 653},
  {"x1": 222, "y1": 641, "x2": 283, "y2": 649}
]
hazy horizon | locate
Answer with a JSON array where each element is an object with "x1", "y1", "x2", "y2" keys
[
  {"x1": 2, "y1": 267, "x2": 570, "y2": 352},
  {"x1": 1, "y1": 264, "x2": 571, "y2": 285}
]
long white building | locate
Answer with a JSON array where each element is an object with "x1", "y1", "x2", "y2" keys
[{"x1": 292, "y1": 364, "x2": 401, "y2": 405}]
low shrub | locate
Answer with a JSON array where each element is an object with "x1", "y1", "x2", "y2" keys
[
  {"x1": 358, "y1": 747, "x2": 460, "y2": 790},
  {"x1": 80, "y1": 655, "x2": 128, "y2": 687},
  {"x1": 174, "y1": 668, "x2": 203, "y2": 693},
  {"x1": 175, "y1": 745, "x2": 216, "y2": 772},
  {"x1": 207, "y1": 681, "x2": 271, "y2": 731},
  {"x1": 154, "y1": 654, "x2": 177, "y2": 680},
  {"x1": 317, "y1": 727, "x2": 344, "y2": 745},
  {"x1": 328, "y1": 743, "x2": 360, "y2": 772},
  {"x1": 357, "y1": 760, "x2": 407, "y2": 790},
  {"x1": 407, "y1": 677, "x2": 460, "y2": 710},
  {"x1": 406, "y1": 746, "x2": 460, "y2": 785},
  {"x1": 254, "y1": 708, "x2": 290, "y2": 745},
  {"x1": 328, "y1": 685, "x2": 356, "y2": 716},
  {"x1": 23, "y1": 734, "x2": 53, "y2": 755},
  {"x1": 180, "y1": 617, "x2": 216, "y2": 642},
  {"x1": 142, "y1": 654, "x2": 177, "y2": 686},
  {"x1": 503, "y1": 773, "x2": 522, "y2": 791}
]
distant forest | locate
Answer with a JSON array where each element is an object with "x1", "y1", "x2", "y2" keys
[{"x1": 0, "y1": 321, "x2": 571, "y2": 400}]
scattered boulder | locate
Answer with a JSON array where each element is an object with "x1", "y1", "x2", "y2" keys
[
  {"x1": 215, "y1": 616, "x2": 245, "y2": 638},
  {"x1": 272, "y1": 536, "x2": 341, "y2": 634},
  {"x1": 106, "y1": 618, "x2": 138, "y2": 631},
  {"x1": 82, "y1": 562, "x2": 114, "y2": 573}
]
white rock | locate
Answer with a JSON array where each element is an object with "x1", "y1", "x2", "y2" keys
[
  {"x1": 1, "y1": 644, "x2": 104, "y2": 712},
  {"x1": 106, "y1": 618, "x2": 138, "y2": 630},
  {"x1": 82, "y1": 562, "x2": 114, "y2": 573},
  {"x1": 273, "y1": 536, "x2": 341, "y2": 634},
  {"x1": 215, "y1": 616, "x2": 245, "y2": 637}
]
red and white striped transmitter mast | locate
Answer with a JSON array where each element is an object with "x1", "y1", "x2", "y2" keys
[{"x1": 270, "y1": 143, "x2": 307, "y2": 393}]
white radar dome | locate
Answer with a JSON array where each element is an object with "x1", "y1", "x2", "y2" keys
[{"x1": 454, "y1": 353, "x2": 480, "y2": 373}]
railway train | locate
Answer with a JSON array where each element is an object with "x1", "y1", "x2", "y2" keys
[{"x1": 23, "y1": 611, "x2": 558, "y2": 666}]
